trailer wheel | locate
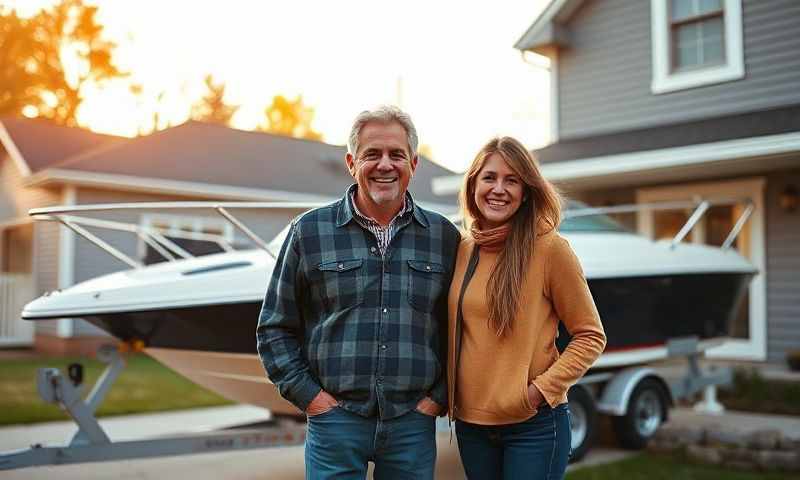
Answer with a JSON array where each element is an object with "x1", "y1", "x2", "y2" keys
[
  {"x1": 567, "y1": 386, "x2": 596, "y2": 463},
  {"x1": 612, "y1": 378, "x2": 667, "y2": 450}
]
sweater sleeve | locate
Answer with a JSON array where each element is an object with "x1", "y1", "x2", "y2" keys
[{"x1": 532, "y1": 236, "x2": 607, "y2": 407}]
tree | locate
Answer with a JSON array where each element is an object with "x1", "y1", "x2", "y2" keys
[
  {"x1": 0, "y1": 0, "x2": 125, "y2": 125},
  {"x1": 258, "y1": 95, "x2": 323, "y2": 141},
  {"x1": 190, "y1": 75, "x2": 239, "y2": 126}
]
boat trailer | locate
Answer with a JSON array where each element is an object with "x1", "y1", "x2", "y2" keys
[
  {"x1": 0, "y1": 345, "x2": 306, "y2": 470},
  {"x1": 566, "y1": 336, "x2": 733, "y2": 461},
  {"x1": 1, "y1": 337, "x2": 732, "y2": 469}
]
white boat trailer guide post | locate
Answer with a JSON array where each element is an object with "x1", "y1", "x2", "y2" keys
[{"x1": 0, "y1": 199, "x2": 751, "y2": 469}]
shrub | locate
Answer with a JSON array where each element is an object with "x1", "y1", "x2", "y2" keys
[{"x1": 718, "y1": 367, "x2": 800, "y2": 416}]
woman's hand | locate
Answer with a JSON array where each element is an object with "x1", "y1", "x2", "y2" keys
[{"x1": 527, "y1": 383, "x2": 545, "y2": 409}]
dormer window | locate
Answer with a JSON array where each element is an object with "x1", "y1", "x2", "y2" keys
[{"x1": 651, "y1": 0, "x2": 744, "y2": 94}]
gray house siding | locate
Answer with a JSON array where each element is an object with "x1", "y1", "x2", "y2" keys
[
  {"x1": 71, "y1": 187, "x2": 311, "y2": 336},
  {"x1": 34, "y1": 222, "x2": 62, "y2": 336},
  {"x1": 557, "y1": 0, "x2": 800, "y2": 139},
  {"x1": 765, "y1": 168, "x2": 800, "y2": 363},
  {"x1": 0, "y1": 155, "x2": 62, "y2": 335},
  {"x1": 0, "y1": 155, "x2": 60, "y2": 222}
]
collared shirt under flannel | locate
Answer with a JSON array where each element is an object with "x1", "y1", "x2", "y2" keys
[
  {"x1": 350, "y1": 191, "x2": 409, "y2": 257},
  {"x1": 256, "y1": 185, "x2": 460, "y2": 420}
]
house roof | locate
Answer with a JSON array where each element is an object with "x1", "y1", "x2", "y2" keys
[
  {"x1": 6, "y1": 119, "x2": 457, "y2": 207},
  {"x1": 535, "y1": 104, "x2": 800, "y2": 164},
  {"x1": 0, "y1": 116, "x2": 126, "y2": 173},
  {"x1": 432, "y1": 104, "x2": 800, "y2": 194},
  {"x1": 514, "y1": 0, "x2": 586, "y2": 53}
]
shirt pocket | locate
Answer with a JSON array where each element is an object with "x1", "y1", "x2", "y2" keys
[
  {"x1": 407, "y1": 260, "x2": 446, "y2": 312},
  {"x1": 316, "y1": 259, "x2": 365, "y2": 311}
]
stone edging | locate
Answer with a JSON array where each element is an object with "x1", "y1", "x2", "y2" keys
[{"x1": 648, "y1": 424, "x2": 800, "y2": 472}]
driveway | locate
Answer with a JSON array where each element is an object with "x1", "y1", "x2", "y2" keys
[{"x1": 0, "y1": 405, "x2": 637, "y2": 479}]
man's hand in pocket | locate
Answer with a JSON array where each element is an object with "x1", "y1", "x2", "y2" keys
[{"x1": 307, "y1": 390, "x2": 338, "y2": 416}]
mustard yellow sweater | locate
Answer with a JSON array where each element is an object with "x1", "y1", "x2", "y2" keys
[{"x1": 447, "y1": 231, "x2": 606, "y2": 425}]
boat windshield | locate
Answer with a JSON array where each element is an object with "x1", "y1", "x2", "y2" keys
[{"x1": 561, "y1": 200, "x2": 630, "y2": 233}]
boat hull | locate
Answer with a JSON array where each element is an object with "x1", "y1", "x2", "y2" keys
[
  {"x1": 68, "y1": 270, "x2": 751, "y2": 410},
  {"x1": 79, "y1": 271, "x2": 751, "y2": 354},
  {"x1": 144, "y1": 347, "x2": 301, "y2": 415}
]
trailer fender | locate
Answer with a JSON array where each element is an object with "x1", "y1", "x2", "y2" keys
[{"x1": 595, "y1": 367, "x2": 672, "y2": 416}]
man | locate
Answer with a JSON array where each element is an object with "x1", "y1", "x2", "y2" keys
[{"x1": 257, "y1": 105, "x2": 460, "y2": 479}]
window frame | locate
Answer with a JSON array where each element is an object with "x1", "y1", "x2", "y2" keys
[{"x1": 651, "y1": 0, "x2": 744, "y2": 94}]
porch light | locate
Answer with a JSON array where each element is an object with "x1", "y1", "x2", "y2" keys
[{"x1": 779, "y1": 185, "x2": 798, "y2": 213}]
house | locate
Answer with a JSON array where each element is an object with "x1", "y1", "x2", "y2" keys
[
  {"x1": 436, "y1": 0, "x2": 799, "y2": 363},
  {"x1": 0, "y1": 117, "x2": 458, "y2": 355}
]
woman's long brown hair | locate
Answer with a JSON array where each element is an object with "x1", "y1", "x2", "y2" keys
[{"x1": 460, "y1": 137, "x2": 562, "y2": 336}]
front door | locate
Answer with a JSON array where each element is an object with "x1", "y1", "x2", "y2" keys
[{"x1": 636, "y1": 178, "x2": 767, "y2": 360}]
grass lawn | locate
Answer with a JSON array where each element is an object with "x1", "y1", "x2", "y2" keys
[
  {"x1": 0, "y1": 353, "x2": 233, "y2": 425},
  {"x1": 717, "y1": 368, "x2": 800, "y2": 416},
  {"x1": 568, "y1": 453, "x2": 800, "y2": 480}
]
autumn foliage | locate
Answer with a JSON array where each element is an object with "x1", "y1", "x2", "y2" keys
[{"x1": 0, "y1": 0, "x2": 125, "y2": 125}]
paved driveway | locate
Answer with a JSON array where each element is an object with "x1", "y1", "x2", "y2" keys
[
  {"x1": 0, "y1": 405, "x2": 639, "y2": 479},
  {"x1": 7, "y1": 403, "x2": 797, "y2": 479}
]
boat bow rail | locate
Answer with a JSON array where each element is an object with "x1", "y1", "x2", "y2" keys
[
  {"x1": 564, "y1": 197, "x2": 754, "y2": 249},
  {"x1": 28, "y1": 201, "x2": 328, "y2": 268},
  {"x1": 27, "y1": 197, "x2": 755, "y2": 269}
]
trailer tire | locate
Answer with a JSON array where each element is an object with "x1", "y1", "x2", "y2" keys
[
  {"x1": 567, "y1": 386, "x2": 596, "y2": 463},
  {"x1": 612, "y1": 378, "x2": 667, "y2": 450}
]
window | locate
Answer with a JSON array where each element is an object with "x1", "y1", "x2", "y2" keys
[
  {"x1": 139, "y1": 214, "x2": 236, "y2": 265},
  {"x1": 671, "y1": 0, "x2": 725, "y2": 71},
  {"x1": 651, "y1": 0, "x2": 744, "y2": 94}
]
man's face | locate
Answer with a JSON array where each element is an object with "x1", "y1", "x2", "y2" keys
[{"x1": 346, "y1": 121, "x2": 417, "y2": 210}]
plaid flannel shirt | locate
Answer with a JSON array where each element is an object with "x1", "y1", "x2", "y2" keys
[{"x1": 256, "y1": 185, "x2": 460, "y2": 419}]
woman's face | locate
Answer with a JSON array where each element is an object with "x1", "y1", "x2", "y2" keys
[{"x1": 473, "y1": 153, "x2": 525, "y2": 229}]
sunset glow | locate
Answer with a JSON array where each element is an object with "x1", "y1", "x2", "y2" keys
[{"x1": 5, "y1": 0, "x2": 550, "y2": 172}]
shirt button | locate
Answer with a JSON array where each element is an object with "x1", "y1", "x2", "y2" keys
[
  {"x1": 338, "y1": 263, "x2": 344, "y2": 270},
  {"x1": 381, "y1": 345, "x2": 387, "y2": 350},
  {"x1": 370, "y1": 247, "x2": 377, "y2": 254},
  {"x1": 426, "y1": 265, "x2": 431, "y2": 271},
  {"x1": 382, "y1": 308, "x2": 388, "y2": 313}
]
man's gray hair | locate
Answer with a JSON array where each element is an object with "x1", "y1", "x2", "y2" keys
[{"x1": 347, "y1": 105, "x2": 419, "y2": 158}]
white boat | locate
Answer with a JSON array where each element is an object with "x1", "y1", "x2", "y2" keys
[{"x1": 21, "y1": 199, "x2": 755, "y2": 415}]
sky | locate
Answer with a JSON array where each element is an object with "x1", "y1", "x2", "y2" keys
[{"x1": 9, "y1": 0, "x2": 551, "y2": 173}]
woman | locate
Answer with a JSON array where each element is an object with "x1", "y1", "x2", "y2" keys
[{"x1": 448, "y1": 137, "x2": 606, "y2": 479}]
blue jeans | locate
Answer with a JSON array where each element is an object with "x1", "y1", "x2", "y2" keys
[
  {"x1": 305, "y1": 406, "x2": 437, "y2": 480},
  {"x1": 455, "y1": 403, "x2": 572, "y2": 480}
]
